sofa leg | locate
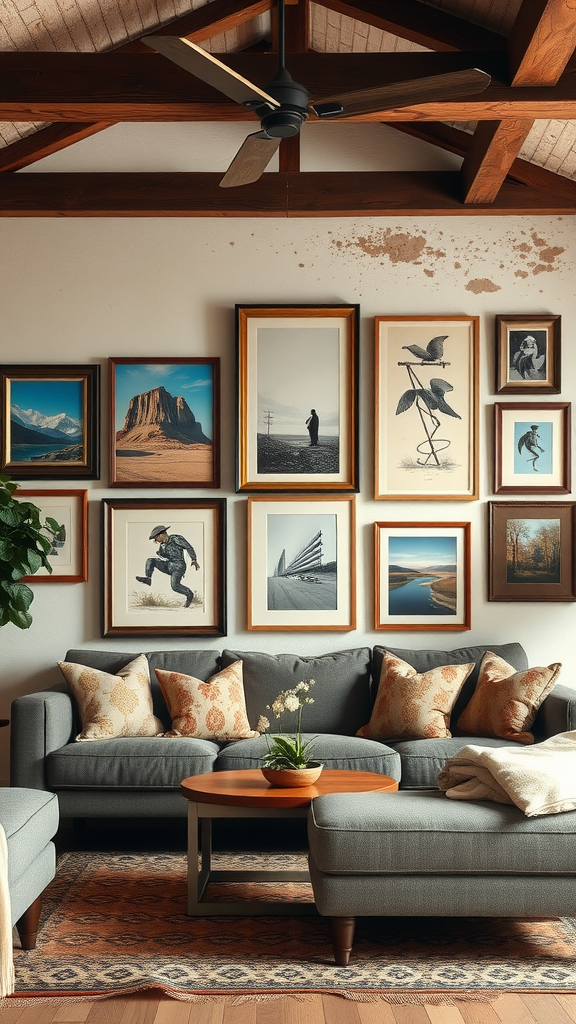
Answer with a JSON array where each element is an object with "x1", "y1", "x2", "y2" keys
[
  {"x1": 15, "y1": 895, "x2": 43, "y2": 950},
  {"x1": 330, "y1": 915, "x2": 356, "y2": 966}
]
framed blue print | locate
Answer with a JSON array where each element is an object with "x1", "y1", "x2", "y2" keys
[{"x1": 494, "y1": 402, "x2": 571, "y2": 494}]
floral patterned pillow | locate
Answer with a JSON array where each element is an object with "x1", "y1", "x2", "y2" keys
[
  {"x1": 58, "y1": 654, "x2": 164, "y2": 742},
  {"x1": 357, "y1": 653, "x2": 474, "y2": 740},
  {"x1": 155, "y1": 660, "x2": 259, "y2": 740},
  {"x1": 456, "y1": 651, "x2": 561, "y2": 744}
]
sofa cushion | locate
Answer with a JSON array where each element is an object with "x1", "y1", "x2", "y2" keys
[
  {"x1": 358, "y1": 654, "x2": 473, "y2": 741},
  {"x1": 155, "y1": 661, "x2": 259, "y2": 740},
  {"x1": 456, "y1": 652, "x2": 561, "y2": 744},
  {"x1": 220, "y1": 648, "x2": 372, "y2": 734},
  {"x1": 46, "y1": 737, "x2": 219, "y2": 790},
  {"x1": 373, "y1": 643, "x2": 529, "y2": 727},
  {"x1": 58, "y1": 655, "x2": 164, "y2": 741},
  {"x1": 307, "y1": 789, "x2": 576, "y2": 875},
  {"x1": 216, "y1": 734, "x2": 401, "y2": 780},
  {"x1": 0, "y1": 789, "x2": 59, "y2": 886},
  {"x1": 389, "y1": 736, "x2": 516, "y2": 789}
]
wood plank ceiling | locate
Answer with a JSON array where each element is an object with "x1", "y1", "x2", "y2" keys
[{"x1": 1, "y1": 0, "x2": 576, "y2": 216}]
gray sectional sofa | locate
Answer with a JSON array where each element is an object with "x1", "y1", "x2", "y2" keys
[{"x1": 10, "y1": 641, "x2": 576, "y2": 820}]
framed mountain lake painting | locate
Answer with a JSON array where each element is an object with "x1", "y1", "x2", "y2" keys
[
  {"x1": 489, "y1": 501, "x2": 576, "y2": 602},
  {"x1": 374, "y1": 521, "x2": 471, "y2": 631},
  {"x1": 236, "y1": 305, "x2": 359, "y2": 493},
  {"x1": 494, "y1": 402, "x2": 571, "y2": 494},
  {"x1": 1, "y1": 364, "x2": 100, "y2": 479},
  {"x1": 109, "y1": 358, "x2": 220, "y2": 487},
  {"x1": 375, "y1": 316, "x2": 479, "y2": 501}
]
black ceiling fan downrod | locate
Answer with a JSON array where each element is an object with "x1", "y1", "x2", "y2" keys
[{"x1": 254, "y1": 0, "x2": 310, "y2": 139}]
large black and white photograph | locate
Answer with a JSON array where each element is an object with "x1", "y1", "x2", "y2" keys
[
  {"x1": 247, "y1": 496, "x2": 355, "y2": 630},
  {"x1": 237, "y1": 305, "x2": 359, "y2": 492},
  {"x1": 496, "y1": 315, "x2": 561, "y2": 394}
]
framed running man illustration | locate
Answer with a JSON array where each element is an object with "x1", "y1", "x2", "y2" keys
[
  {"x1": 375, "y1": 317, "x2": 479, "y2": 501},
  {"x1": 494, "y1": 402, "x2": 571, "y2": 494},
  {"x1": 102, "y1": 498, "x2": 226, "y2": 636}
]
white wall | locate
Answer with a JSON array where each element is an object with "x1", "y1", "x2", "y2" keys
[{"x1": 1, "y1": 151, "x2": 575, "y2": 783}]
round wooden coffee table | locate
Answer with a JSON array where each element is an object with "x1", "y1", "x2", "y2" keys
[{"x1": 180, "y1": 768, "x2": 397, "y2": 916}]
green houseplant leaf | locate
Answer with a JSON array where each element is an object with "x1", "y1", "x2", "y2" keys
[{"x1": 0, "y1": 475, "x2": 62, "y2": 630}]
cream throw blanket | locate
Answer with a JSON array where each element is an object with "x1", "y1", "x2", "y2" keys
[
  {"x1": 437, "y1": 730, "x2": 576, "y2": 818},
  {"x1": 0, "y1": 824, "x2": 14, "y2": 997}
]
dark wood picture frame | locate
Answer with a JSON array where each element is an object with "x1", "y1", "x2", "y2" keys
[
  {"x1": 489, "y1": 501, "x2": 576, "y2": 602},
  {"x1": 236, "y1": 304, "x2": 359, "y2": 493},
  {"x1": 494, "y1": 402, "x2": 571, "y2": 494},
  {"x1": 495, "y1": 314, "x2": 561, "y2": 394},
  {"x1": 374, "y1": 521, "x2": 471, "y2": 631},
  {"x1": 109, "y1": 357, "x2": 220, "y2": 488},
  {"x1": 102, "y1": 497, "x2": 227, "y2": 636},
  {"x1": 1, "y1": 364, "x2": 100, "y2": 479},
  {"x1": 16, "y1": 489, "x2": 88, "y2": 583}
]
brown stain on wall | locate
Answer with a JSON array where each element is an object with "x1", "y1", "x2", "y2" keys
[{"x1": 465, "y1": 278, "x2": 501, "y2": 294}]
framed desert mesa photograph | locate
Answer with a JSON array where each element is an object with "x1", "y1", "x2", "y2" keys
[
  {"x1": 374, "y1": 522, "x2": 471, "y2": 631},
  {"x1": 109, "y1": 358, "x2": 220, "y2": 487},
  {"x1": 494, "y1": 402, "x2": 571, "y2": 494},
  {"x1": 1, "y1": 364, "x2": 100, "y2": 479},
  {"x1": 247, "y1": 495, "x2": 356, "y2": 630},
  {"x1": 489, "y1": 501, "x2": 576, "y2": 602},
  {"x1": 375, "y1": 317, "x2": 479, "y2": 501},
  {"x1": 237, "y1": 305, "x2": 359, "y2": 492},
  {"x1": 16, "y1": 490, "x2": 88, "y2": 583},
  {"x1": 495, "y1": 314, "x2": 561, "y2": 394},
  {"x1": 102, "y1": 498, "x2": 227, "y2": 636}
]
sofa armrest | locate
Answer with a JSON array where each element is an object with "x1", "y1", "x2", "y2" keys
[
  {"x1": 535, "y1": 684, "x2": 576, "y2": 739},
  {"x1": 10, "y1": 689, "x2": 75, "y2": 790}
]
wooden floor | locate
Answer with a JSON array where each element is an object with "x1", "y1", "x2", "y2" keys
[{"x1": 2, "y1": 991, "x2": 576, "y2": 1024}]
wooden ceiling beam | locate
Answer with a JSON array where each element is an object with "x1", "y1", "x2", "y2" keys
[
  {"x1": 316, "y1": 0, "x2": 506, "y2": 51},
  {"x1": 0, "y1": 122, "x2": 114, "y2": 173},
  {"x1": 278, "y1": 1, "x2": 309, "y2": 178},
  {"x1": 461, "y1": 119, "x2": 534, "y2": 204},
  {"x1": 1, "y1": 171, "x2": 575, "y2": 217}
]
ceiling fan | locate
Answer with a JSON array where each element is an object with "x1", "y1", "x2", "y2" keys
[{"x1": 143, "y1": 0, "x2": 491, "y2": 188}]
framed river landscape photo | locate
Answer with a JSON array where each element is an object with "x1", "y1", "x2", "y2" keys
[
  {"x1": 489, "y1": 501, "x2": 576, "y2": 602},
  {"x1": 375, "y1": 317, "x2": 479, "y2": 501},
  {"x1": 109, "y1": 358, "x2": 220, "y2": 488},
  {"x1": 1, "y1": 364, "x2": 100, "y2": 479},
  {"x1": 374, "y1": 522, "x2": 471, "y2": 631},
  {"x1": 236, "y1": 305, "x2": 359, "y2": 492},
  {"x1": 247, "y1": 495, "x2": 356, "y2": 631}
]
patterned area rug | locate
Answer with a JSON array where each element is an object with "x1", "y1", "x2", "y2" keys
[{"x1": 13, "y1": 851, "x2": 576, "y2": 998}]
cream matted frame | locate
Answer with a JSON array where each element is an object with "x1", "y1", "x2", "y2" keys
[
  {"x1": 494, "y1": 402, "x2": 571, "y2": 494},
  {"x1": 375, "y1": 316, "x2": 479, "y2": 501},
  {"x1": 247, "y1": 495, "x2": 356, "y2": 631},
  {"x1": 16, "y1": 489, "x2": 88, "y2": 583}
]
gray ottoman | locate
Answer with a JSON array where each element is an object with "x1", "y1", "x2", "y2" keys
[
  {"x1": 1, "y1": 789, "x2": 59, "y2": 949},
  {"x1": 308, "y1": 790, "x2": 576, "y2": 966}
]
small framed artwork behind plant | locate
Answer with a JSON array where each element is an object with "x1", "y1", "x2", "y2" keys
[
  {"x1": 495, "y1": 314, "x2": 560, "y2": 394},
  {"x1": 1, "y1": 364, "x2": 100, "y2": 479},
  {"x1": 374, "y1": 522, "x2": 471, "y2": 631},
  {"x1": 102, "y1": 498, "x2": 227, "y2": 636},
  {"x1": 109, "y1": 358, "x2": 220, "y2": 487},
  {"x1": 494, "y1": 402, "x2": 571, "y2": 494},
  {"x1": 489, "y1": 501, "x2": 576, "y2": 601},
  {"x1": 16, "y1": 490, "x2": 88, "y2": 583},
  {"x1": 247, "y1": 495, "x2": 356, "y2": 630},
  {"x1": 236, "y1": 305, "x2": 359, "y2": 493},
  {"x1": 374, "y1": 316, "x2": 479, "y2": 501}
]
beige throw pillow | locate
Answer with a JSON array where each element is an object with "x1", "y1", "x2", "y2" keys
[
  {"x1": 155, "y1": 660, "x2": 259, "y2": 740},
  {"x1": 357, "y1": 653, "x2": 474, "y2": 741},
  {"x1": 456, "y1": 651, "x2": 561, "y2": 744},
  {"x1": 58, "y1": 654, "x2": 164, "y2": 742}
]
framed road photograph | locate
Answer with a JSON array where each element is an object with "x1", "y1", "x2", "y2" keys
[
  {"x1": 109, "y1": 357, "x2": 220, "y2": 488},
  {"x1": 1, "y1": 364, "x2": 100, "y2": 479},
  {"x1": 494, "y1": 402, "x2": 571, "y2": 494},
  {"x1": 489, "y1": 501, "x2": 576, "y2": 602},
  {"x1": 495, "y1": 314, "x2": 561, "y2": 394},
  {"x1": 374, "y1": 522, "x2": 471, "y2": 631},
  {"x1": 247, "y1": 495, "x2": 356, "y2": 631},
  {"x1": 237, "y1": 305, "x2": 359, "y2": 492},
  {"x1": 102, "y1": 498, "x2": 227, "y2": 636},
  {"x1": 16, "y1": 489, "x2": 88, "y2": 583},
  {"x1": 375, "y1": 317, "x2": 479, "y2": 501}
]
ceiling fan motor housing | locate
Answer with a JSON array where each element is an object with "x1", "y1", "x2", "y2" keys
[{"x1": 256, "y1": 69, "x2": 309, "y2": 137}]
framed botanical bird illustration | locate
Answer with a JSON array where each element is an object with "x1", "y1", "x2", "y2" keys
[{"x1": 374, "y1": 316, "x2": 479, "y2": 501}]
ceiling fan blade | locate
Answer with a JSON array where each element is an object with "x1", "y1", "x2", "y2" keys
[
  {"x1": 220, "y1": 131, "x2": 281, "y2": 188},
  {"x1": 310, "y1": 68, "x2": 491, "y2": 119},
  {"x1": 142, "y1": 36, "x2": 280, "y2": 109}
]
